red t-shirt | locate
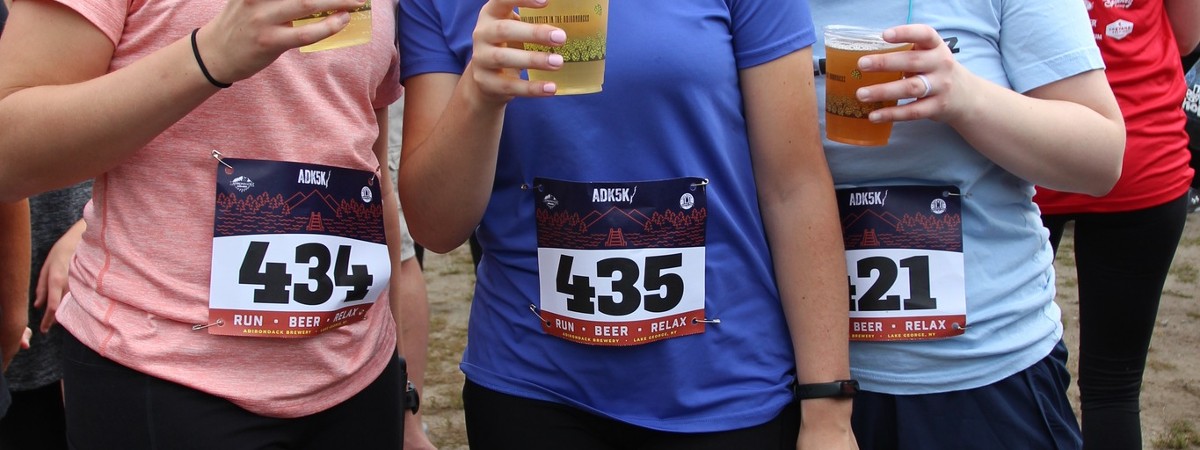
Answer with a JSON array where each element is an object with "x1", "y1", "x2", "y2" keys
[{"x1": 1035, "y1": 0, "x2": 1194, "y2": 214}]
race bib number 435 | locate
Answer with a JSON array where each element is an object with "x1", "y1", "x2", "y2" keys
[
  {"x1": 534, "y1": 177, "x2": 708, "y2": 346},
  {"x1": 208, "y1": 158, "x2": 390, "y2": 337}
]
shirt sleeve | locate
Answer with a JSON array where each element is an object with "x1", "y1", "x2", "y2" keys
[
  {"x1": 728, "y1": 0, "x2": 817, "y2": 69},
  {"x1": 1000, "y1": 0, "x2": 1105, "y2": 93},
  {"x1": 398, "y1": 0, "x2": 467, "y2": 81}
]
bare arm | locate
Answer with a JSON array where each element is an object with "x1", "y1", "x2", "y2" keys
[
  {"x1": 382, "y1": 105, "x2": 438, "y2": 450},
  {"x1": 1, "y1": 200, "x2": 30, "y2": 371},
  {"x1": 396, "y1": 256, "x2": 435, "y2": 450},
  {"x1": 0, "y1": 0, "x2": 368, "y2": 201},
  {"x1": 1166, "y1": 0, "x2": 1200, "y2": 56},
  {"x1": 377, "y1": 106, "x2": 405, "y2": 354},
  {"x1": 742, "y1": 48, "x2": 857, "y2": 449},
  {"x1": 398, "y1": 0, "x2": 565, "y2": 252},
  {"x1": 858, "y1": 25, "x2": 1125, "y2": 196}
]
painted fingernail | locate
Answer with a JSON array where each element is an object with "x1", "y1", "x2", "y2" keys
[
  {"x1": 548, "y1": 54, "x2": 564, "y2": 67},
  {"x1": 550, "y1": 29, "x2": 567, "y2": 44},
  {"x1": 543, "y1": 82, "x2": 557, "y2": 94}
]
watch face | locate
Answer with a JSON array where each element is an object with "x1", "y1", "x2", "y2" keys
[{"x1": 839, "y1": 380, "x2": 859, "y2": 396}]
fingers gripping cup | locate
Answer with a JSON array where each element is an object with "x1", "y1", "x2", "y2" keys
[
  {"x1": 294, "y1": 2, "x2": 373, "y2": 53},
  {"x1": 823, "y1": 25, "x2": 913, "y2": 146},
  {"x1": 519, "y1": 0, "x2": 609, "y2": 95}
]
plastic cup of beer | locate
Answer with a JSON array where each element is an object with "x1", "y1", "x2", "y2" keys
[
  {"x1": 823, "y1": 25, "x2": 913, "y2": 146},
  {"x1": 519, "y1": 0, "x2": 609, "y2": 95},
  {"x1": 294, "y1": 2, "x2": 373, "y2": 53}
]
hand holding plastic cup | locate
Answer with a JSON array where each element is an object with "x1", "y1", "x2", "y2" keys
[
  {"x1": 293, "y1": 1, "x2": 373, "y2": 53},
  {"x1": 519, "y1": 0, "x2": 610, "y2": 95},
  {"x1": 823, "y1": 25, "x2": 913, "y2": 146}
]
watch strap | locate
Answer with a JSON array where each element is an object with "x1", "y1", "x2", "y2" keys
[{"x1": 793, "y1": 379, "x2": 859, "y2": 399}]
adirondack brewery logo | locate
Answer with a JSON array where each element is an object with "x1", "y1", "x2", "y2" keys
[{"x1": 231, "y1": 176, "x2": 255, "y2": 193}]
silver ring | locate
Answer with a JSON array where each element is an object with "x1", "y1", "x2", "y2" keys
[{"x1": 916, "y1": 74, "x2": 932, "y2": 98}]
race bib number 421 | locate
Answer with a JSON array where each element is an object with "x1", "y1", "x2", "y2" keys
[
  {"x1": 837, "y1": 185, "x2": 967, "y2": 341},
  {"x1": 208, "y1": 158, "x2": 390, "y2": 337}
]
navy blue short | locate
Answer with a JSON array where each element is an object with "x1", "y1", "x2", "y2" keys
[{"x1": 851, "y1": 341, "x2": 1082, "y2": 450}]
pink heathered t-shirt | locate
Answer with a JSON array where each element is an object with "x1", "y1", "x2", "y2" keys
[{"x1": 54, "y1": 0, "x2": 404, "y2": 418}]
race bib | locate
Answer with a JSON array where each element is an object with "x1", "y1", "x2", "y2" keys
[
  {"x1": 838, "y1": 185, "x2": 966, "y2": 341},
  {"x1": 207, "y1": 158, "x2": 390, "y2": 337},
  {"x1": 534, "y1": 177, "x2": 708, "y2": 346}
]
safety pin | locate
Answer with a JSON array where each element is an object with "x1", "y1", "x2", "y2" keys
[
  {"x1": 690, "y1": 179, "x2": 709, "y2": 191},
  {"x1": 527, "y1": 305, "x2": 551, "y2": 326},
  {"x1": 192, "y1": 318, "x2": 225, "y2": 331},
  {"x1": 212, "y1": 150, "x2": 234, "y2": 174},
  {"x1": 941, "y1": 190, "x2": 971, "y2": 198},
  {"x1": 952, "y1": 322, "x2": 968, "y2": 331},
  {"x1": 368, "y1": 165, "x2": 380, "y2": 186},
  {"x1": 692, "y1": 317, "x2": 721, "y2": 324}
]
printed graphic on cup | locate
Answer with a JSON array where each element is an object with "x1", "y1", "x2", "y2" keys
[
  {"x1": 824, "y1": 25, "x2": 912, "y2": 146},
  {"x1": 294, "y1": 2, "x2": 373, "y2": 53},
  {"x1": 519, "y1": 0, "x2": 609, "y2": 95}
]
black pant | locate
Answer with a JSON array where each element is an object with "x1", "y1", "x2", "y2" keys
[
  {"x1": 462, "y1": 379, "x2": 801, "y2": 450},
  {"x1": 0, "y1": 382, "x2": 69, "y2": 450},
  {"x1": 1041, "y1": 193, "x2": 1189, "y2": 450},
  {"x1": 61, "y1": 331, "x2": 405, "y2": 450}
]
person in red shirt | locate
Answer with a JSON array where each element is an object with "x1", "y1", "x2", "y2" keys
[{"x1": 1035, "y1": 1, "x2": 1200, "y2": 448}]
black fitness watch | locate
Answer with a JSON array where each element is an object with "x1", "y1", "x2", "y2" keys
[
  {"x1": 793, "y1": 379, "x2": 859, "y2": 400},
  {"x1": 405, "y1": 380, "x2": 421, "y2": 414}
]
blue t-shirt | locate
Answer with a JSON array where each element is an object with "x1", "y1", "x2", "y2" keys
[
  {"x1": 0, "y1": 1, "x2": 8, "y2": 36},
  {"x1": 400, "y1": 0, "x2": 815, "y2": 432},
  {"x1": 809, "y1": 0, "x2": 1103, "y2": 394}
]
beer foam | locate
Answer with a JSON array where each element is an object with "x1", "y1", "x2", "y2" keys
[{"x1": 825, "y1": 38, "x2": 902, "y2": 52}]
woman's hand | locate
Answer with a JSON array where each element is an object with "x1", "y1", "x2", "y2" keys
[
  {"x1": 33, "y1": 219, "x2": 85, "y2": 334},
  {"x1": 196, "y1": 0, "x2": 374, "y2": 84},
  {"x1": 466, "y1": 0, "x2": 567, "y2": 104},
  {"x1": 848, "y1": 24, "x2": 1123, "y2": 195},
  {"x1": 851, "y1": 24, "x2": 977, "y2": 125}
]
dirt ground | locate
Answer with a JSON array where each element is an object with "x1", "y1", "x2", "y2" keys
[{"x1": 415, "y1": 214, "x2": 1200, "y2": 450}]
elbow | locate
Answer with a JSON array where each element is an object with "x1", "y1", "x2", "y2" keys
[
  {"x1": 416, "y1": 239, "x2": 462, "y2": 255},
  {"x1": 0, "y1": 180, "x2": 30, "y2": 203},
  {"x1": 1086, "y1": 139, "x2": 1125, "y2": 197},
  {"x1": 1087, "y1": 163, "x2": 1122, "y2": 197},
  {"x1": 1178, "y1": 40, "x2": 1199, "y2": 60},
  {"x1": 406, "y1": 221, "x2": 470, "y2": 255}
]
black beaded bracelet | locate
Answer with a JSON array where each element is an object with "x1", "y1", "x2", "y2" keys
[{"x1": 190, "y1": 28, "x2": 232, "y2": 89}]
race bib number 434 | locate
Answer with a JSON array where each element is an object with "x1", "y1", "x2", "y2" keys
[{"x1": 208, "y1": 158, "x2": 390, "y2": 337}]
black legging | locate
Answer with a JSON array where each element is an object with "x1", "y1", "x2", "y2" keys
[{"x1": 1041, "y1": 192, "x2": 1189, "y2": 450}]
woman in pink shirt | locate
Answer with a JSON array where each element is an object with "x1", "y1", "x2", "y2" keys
[{"x1": 0, "y1": 0, "x2": 413, "y2": 447}]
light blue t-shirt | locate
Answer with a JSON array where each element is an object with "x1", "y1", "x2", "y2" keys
[
  {"x1": 810, "y1": 0, "x2": 1103, "y2": 394},
  {"x1": 400, "y1": 0, "x2": 817, "y2": 432}
]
